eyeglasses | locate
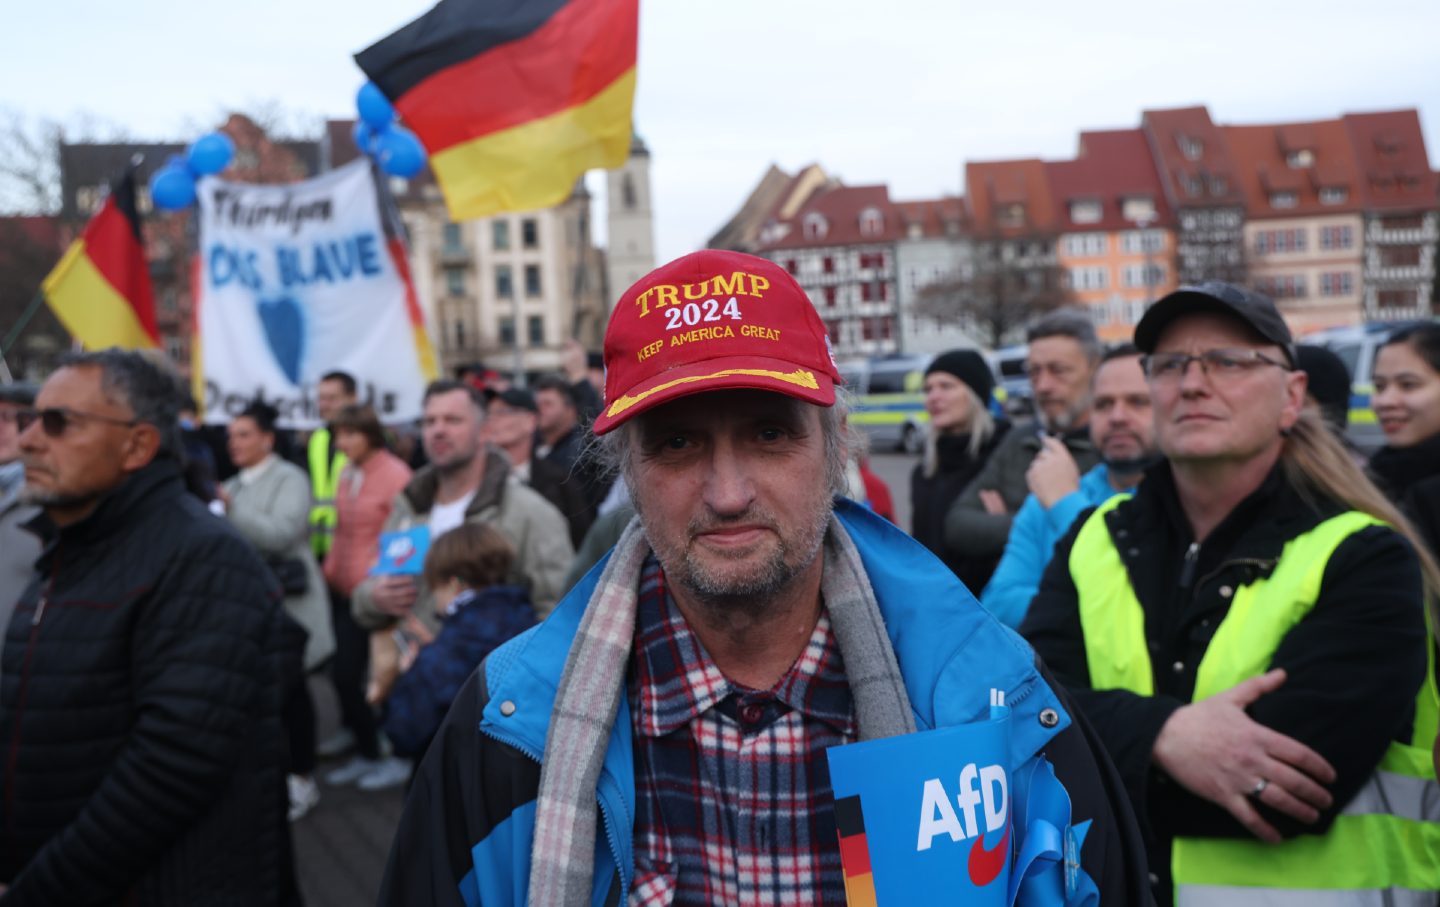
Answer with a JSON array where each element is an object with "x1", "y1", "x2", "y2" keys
[
  {"x1": 15, "y1": 406, "x2": 139, "y2": 437},
  {"x1": 1142, "y1": 349, "x2": 1291, "y2": 384},
  {"x1": 1025, "y1": 362, "x2": 1079, "y2": 381}
]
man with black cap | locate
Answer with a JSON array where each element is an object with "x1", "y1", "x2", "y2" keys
[{"x1": 1023, "y1": 281, "x2": 1437, "y2": 905}]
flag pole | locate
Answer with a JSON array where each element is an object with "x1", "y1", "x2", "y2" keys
[{"x1": 1, "y1": 289, "x2": 48, "y2": 358}]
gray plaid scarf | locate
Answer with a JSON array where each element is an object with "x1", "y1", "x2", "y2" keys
[{"x1": 526, "y1": 512, "x2": 916, "y2": 906}]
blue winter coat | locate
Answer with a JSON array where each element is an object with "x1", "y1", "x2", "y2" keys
[{"x1": 378, "y1": 499, "x2": 1152, "y2": 906}]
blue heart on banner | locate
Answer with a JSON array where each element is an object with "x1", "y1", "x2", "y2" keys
[{"x1": 257, "y1": 295, "x2": 306, "y2": 384}]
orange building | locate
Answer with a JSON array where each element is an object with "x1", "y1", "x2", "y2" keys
[{"x1": 1048, "y1": 129, "x2": 1179, "y2": 341}]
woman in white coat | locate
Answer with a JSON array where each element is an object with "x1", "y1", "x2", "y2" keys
[{"x1": 221, "y1": 400, "x2": 335, "y2": 821}]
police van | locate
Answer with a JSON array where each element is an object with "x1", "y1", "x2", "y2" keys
[{"x1": 843, "y1": 354, "x2": 931, "y2": 453}]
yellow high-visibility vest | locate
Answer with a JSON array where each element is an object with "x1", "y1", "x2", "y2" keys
[
  {"x1": 307, "y1": 428, "x2": 347, "y2": 558},
  {"x1": 1070, "y1": 497, "x2": 1440, "y2": 906}
]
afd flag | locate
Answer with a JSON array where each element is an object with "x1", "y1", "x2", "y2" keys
[{"x1": 195, "y1": 160, "x2": 437, "y2": 427}]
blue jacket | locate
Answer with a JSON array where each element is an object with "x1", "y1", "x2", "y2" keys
[
  {"x1": 378, "y1": 500, "x2": 1152, "y2": 906},
  {"x1": 382, "y1": 585, "x2": 535, "y2": 758},
  {"x1": 981, "y1": 465, "x2": 1134, "y2": 629}
]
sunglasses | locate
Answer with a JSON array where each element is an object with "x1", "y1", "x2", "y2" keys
[{"x1": 15, "y1": 406, "x2": 140, "y2": 437}]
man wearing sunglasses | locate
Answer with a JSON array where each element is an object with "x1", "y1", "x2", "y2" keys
[
  {"x1": 0, "y1": 349, "x2": 295, "y2": 905},
  {"x1": 1022, "y1": 282, "x2": 1436, "y2": 905}
]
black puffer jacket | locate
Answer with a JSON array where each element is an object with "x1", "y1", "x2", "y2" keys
[{"x1": 0, "y1": 458, "x2": 294, "y2": 906}]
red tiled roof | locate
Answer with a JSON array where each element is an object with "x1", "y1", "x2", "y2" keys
[
  {"x1": 1047, "y1": 128, "x2": 1173, "y2": 231},
  {"x1": 1141, "y1": 106, "x2": 1246, "y2": 207},
  {"x1": 1341, "y1": 110, "x2": 1435, "y2": 211},
  {"x1": 1223, "y1": 119, "x2": 1362, "y2": 218},
  {"x1": 893, "y1": 195, "x2": 967, "y2": 238},
  {"x1": 964, "y1": 159, "x2": 1056, "y2": 235},
  {"x1": 757, "y1": 184, "x2": 903, "y2": 251}
]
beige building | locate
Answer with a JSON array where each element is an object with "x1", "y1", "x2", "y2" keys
[{"x1": 1243, "y1": 214, "x2": 1364, "y2": 333}]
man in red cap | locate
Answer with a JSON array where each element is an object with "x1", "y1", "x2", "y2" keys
[{"x1": 379, "y1": 251, "x2": 1152, "y2": 906}]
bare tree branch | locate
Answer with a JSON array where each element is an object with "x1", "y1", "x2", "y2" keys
[{"x1": 914, "y1": 231, "x2": 1072, "y2": 348}]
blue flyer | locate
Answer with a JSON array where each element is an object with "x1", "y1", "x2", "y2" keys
[
  {"x1": 828, "y1": 697, "x2": 1013, "y2": 905},
  {"x1": 369, "y1": 526, "x2": 430, "y2": 576}
]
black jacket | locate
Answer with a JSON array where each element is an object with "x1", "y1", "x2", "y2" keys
[
  {"x1": 1369, "y1": 431, "x2": 1440, "y2": 557},
  {"x1": 1022, "y1": 461, "x2": 1427, "y2": 905},
  {"x1": 0, "y1": 458, "x2": 294, "y2": 906},
  {"x1": 910, "y1": 421, "x2": 1011, "y2": 591}
]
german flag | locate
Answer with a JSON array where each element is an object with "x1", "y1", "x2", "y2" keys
[
  {"x1": 355, "y1": 0, "x2": 639, "y2": 221},
  {"x1": 42, "y1": 168, "x2": 158, "y2": 350},
  {"x1": 835, "y1": 794, "x2": 879, "y2": 907}
]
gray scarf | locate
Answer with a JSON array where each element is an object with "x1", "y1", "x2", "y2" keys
[{"x1": 526, "y1": 513, "x2": 916, "y2": 905}]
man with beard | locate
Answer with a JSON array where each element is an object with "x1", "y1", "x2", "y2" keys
[
  {"x1": 377, "y1": 251, "x2": 1153, "y2": 906},
  {"x1": 982, "y1": 345, "x2": 1158, "y2": 628},
  {"x1": 351, "y1": 381, "x2": 572, "y2": 629},
  {"x1": 943, "y1": 309, "x2": 1103, "y2": 590}
]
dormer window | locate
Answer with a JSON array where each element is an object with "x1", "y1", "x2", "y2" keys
[
  {"x1": 1285, "y1": 149, "x2": 1314, "y2": 169},
  {"x1": 859, "y1": 206, "x2": 884, "y2": 237},
  {"x1": 1270, "y1": 192, "x2": 1298, "y2": 209},
  {"x1": 1121, "y1": 196, "x2": 1156, "y2": 223},
  {"x1": 803, "y1": 212, "x2": 828, "y2": 240},
  {"x1": 998, "y1": 204, "x2": 1026, "y2": 229},
  {"x1": 1070, "y1": 200, "x2": 1102, "y2": 224},
  {"x1": 1319, "y1": 186, "x2": 1348, "y2": 205},
  {"x1": 1177, "y1": 134, "x2": 1203, "y2": 161}
]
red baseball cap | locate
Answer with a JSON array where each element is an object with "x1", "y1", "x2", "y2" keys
[{"x1": 592, "y1": 250, "x2": 841, "y2": 435}]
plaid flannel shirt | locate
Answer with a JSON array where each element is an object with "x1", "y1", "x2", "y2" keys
[{"x1": 628, "y1": 555, "x2": 857, "y2": 906}]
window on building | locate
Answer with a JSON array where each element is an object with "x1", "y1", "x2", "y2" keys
[
  {"x1": 824, "y1": 286, "x2": 837, "y2": 307},
  {"x1": 1319, "y1": 272, "x2": 1355, "y2": 297},
  {"x1": 1177, "y1": 134, "x2": 1203, "y2": 160},
  {"x1": 823, "y1": 256, "x2": 835, "y2": 274},
  {"x1": 164, "y1": 336, "x2": 186, "y2": 362},
  {"x1": 1285, "y1": 149, "x2": 1315, "y2": 169},
  {"x1": 784, "y1": 258, "x2": 797, "y2": 274},
  {"x1": 496, "y1": 265, "x2": 513, "y2": 298},
  {"x1": 445, "y1": 267, "x2": 466, "y2": 296},
  {"x1": 499, "y1": 317, "x2": 516, "y2": 346},
  {"x1": 1121, "y1": 230, "x2": 1164, "y2": 254},
  {"x1": 859, "y1": 207, "x2": 884, "y2": 237},
  {"x1": 622, "y1": 174, "x2": 637, "y2": 210},
  {"x1": 454, "y1": 320, "x2": 466, "y2": 347},
  {"x1": 521, "y1": 219, "x2": 539, "y2": 249},
  {"x1": 527, "y1": 315, "x2": 544, "y2": 347},
  {"x1": 1318, "y1": 186, "x2": 1348, "y2": 205},
  {"x1": 1257, "y1": 275, "x2": 1307, "y2": 299},
  {"x1": 860, "y1": 281, "x2": 875, "y2": 303},
  {"x1": 493, "y1": 220, "x2": 511, "y2": 250},
  {"x1": 1070, "y1": 200, "x2": 1102, "y2": 224},
  {"x1": 998, "y1": 204, "x2": 1026, "y2": 229},
  {"x1": 1319, "y1": 225, "x2": 1354, "y2": 250},
  {"x1": 803, "y1": 213, "x2": 828, "y2": 240},
  {"x1": 1122, "y1": 264, "x2": 1167, "y2": 289},
  {"x1": 1121, "y1": 196, "x2": 1156, "y2": 223},
  {"x1": 443, "y1": 223, "x2": 463, "y2": 252},
  {"x1": 524, "y1": 264, "x2": 542, "y2": 296},
  {"x1": 1270, "y1": 192, "x2": 1298, "y2": 209}
]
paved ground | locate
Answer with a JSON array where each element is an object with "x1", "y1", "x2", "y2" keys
[
  {"x1": 288, "y1": 451, "x2": 922, "y2": 907},
  {"x1": 292, "y1": 678, "x2": 405, "y2": 907}
]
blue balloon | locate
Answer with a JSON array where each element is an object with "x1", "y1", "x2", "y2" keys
[
  {"x1": 357, "y1": 82, "x2": 396, "y2": 129},
  {"x1": 187, "y1": 131, "x2": 235, "y2": 176},
  {"x1": 375, "y1": 125, "x2": 426, "y2": 178},
  {"x1": 352, "y1": 120, "x2": 377, "y2": 156},
  {"x1": 150, "y1": 161, "x2": 197, "y2": 210}
]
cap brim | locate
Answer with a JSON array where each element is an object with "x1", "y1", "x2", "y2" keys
[
  {"x1": 592, "y1": 355, "x2": 836, "y2": 435},
  {"x1": 1134, "y1": 291, "x2": 1245, "y2": 353}
]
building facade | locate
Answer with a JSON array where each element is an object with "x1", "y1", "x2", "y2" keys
[
  {"x1": 1142, "y1": 107, "x2": 1248, "y2": 287},
  {"x1": 604, "y1": 134, "x2": 657, "y2": 335}
]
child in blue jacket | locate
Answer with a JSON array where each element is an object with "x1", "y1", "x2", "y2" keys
[{"x1": 382, "y1": 523, "x2": 536, "y2": 759}]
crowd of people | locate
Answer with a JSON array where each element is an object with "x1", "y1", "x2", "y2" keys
[{"x1": 0, "y1": 250, "x2": 1436, "y2": 905}]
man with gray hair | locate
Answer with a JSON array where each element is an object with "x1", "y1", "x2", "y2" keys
[
  {"x1": 943, "y1": 308, "x2": 1104, "y2": 589},
  {"x1": 378, "y1": 251, "x2": 1151, "y2": 906},
  {"x1": 0, "y1": 349, "x2": 293, "y2": 905}
]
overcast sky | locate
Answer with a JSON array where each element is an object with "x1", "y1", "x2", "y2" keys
[{"x1": 4, "y1": 0, "x2": 1438, "y2": 262}]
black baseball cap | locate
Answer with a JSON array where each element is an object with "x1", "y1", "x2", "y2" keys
[
  {"x1": 1134, "y1": 281, "x2": 1296, "y2": 366},
  {"x1": 484, "y1": 387, "x2": 537, "y2": 414}
]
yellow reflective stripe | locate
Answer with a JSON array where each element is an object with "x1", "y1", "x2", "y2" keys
[
  {"x1": 1173, "y1": 812, "x2": 1440, "y2": 891},
  {"x1": 1191, "y1": 512, "x2": 1384, "y2": 701},
  {"x1": 604, "y1": 367, "x2": 819, "y2": 418},
  {"x1": 1070, "y1": 495, "x2": 1154, "y2": 694}
]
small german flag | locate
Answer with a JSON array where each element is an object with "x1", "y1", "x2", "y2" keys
[
  {"x1": 42, "y1": 168, "x2": 159, "y2": 350},
  {"x1": 355, "y1": 0, "x2": 639, "y2": 221},
  {"x1": 835, "y1": 794, "x2": 879, "y2": 907}
]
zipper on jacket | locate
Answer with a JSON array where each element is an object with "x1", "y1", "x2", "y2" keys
[
  {"x1": 6, "y1": 542, "x2": 61, "y2": 832},
  {"x1": 477, "y1": 723, "x2": 630, "y2": 897},
  {"x1": 1196, "y1": 557, "x2": 1276, "y2": 596},
  {"x1": 1177, "y1": 542, "x2": 1200, "y2": 589}
]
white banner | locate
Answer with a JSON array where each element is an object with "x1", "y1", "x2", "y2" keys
[{"x1": 196, "y1": 159, "x2": 435, "y2": 428}]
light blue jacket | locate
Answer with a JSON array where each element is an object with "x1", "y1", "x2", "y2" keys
[
  {"x1": 452, "y1": 499, "x2": 1075, "y2": 905},
  {"x1": 980, "y1": 465, "x2": 1134, "y2": 629}
]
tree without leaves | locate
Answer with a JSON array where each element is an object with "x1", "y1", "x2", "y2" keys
[{"x1": 913, "y1": 233, "x2": 1072, "y2": 348}]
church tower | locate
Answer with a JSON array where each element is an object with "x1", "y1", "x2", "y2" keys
[{"x1": 605, "y1": 132, "x2": 656, "y2": 312}]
